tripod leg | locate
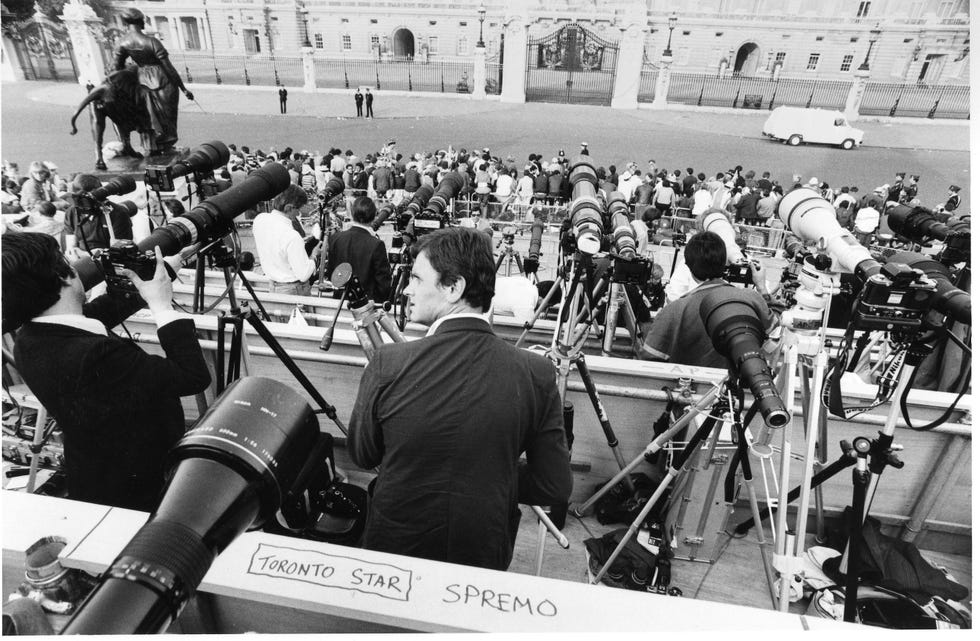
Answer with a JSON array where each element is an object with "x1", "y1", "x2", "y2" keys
[
  {"x1": 495, "y1": 251, "x2": 505, "y2": 274},
  {"x1": 377, "y1": 310, "x2": 407, "y2": 344},
  {"x1": 237, "y1": 271, "x2": 272, "y2": 322},
  {"x1": 843, "y1": 461, "x2": 870, "y2": 623},
  {"x1": 601, "y1": 282, "x2": 621, "y2": 357},
  {"x1": 773, "y1": 344, "x2": 798, "y2": 612},
  {"x1": 574, "y1": 379, "x2": 723, "y2": 517},
  {"x1": 793, "y1": 351, "x2": 828, "y2": 557},
  {"x1": 515, "y1": 277, "x2": 562, "y2": 347},
  {"x1": 573, "y1": 355, "x2": 632, "y2": 485},
  {"x1": 592, "y1": 414, "x2": 719, "y2": 584}
]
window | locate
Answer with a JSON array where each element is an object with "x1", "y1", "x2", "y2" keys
[
  {"x1": 429, "y1": 20, "x2": 437, "y2": 26},
  {"x1": 816, "y1": 36, "x2": 824, "y2": 41},
  {"x1": 428, "y1": 36, "x2": 439, "y2": 54},
  {"x1": 180, "y1": 17, "x2": 201, "y2": 50},
  {"x1": 806, "y1": 52, "x2": 820, "y2": 70},
  {"x1": 459, "y1": 21, "x2": 467, "y2": 26},
  {"x1": 774, "y1": 51, "x2": 786, "y2": 67},
  {"x1": 370, "y1": 34, "x2": 380, "y2": 51},
  {"x1": 341, "y1": 33, "x2": 351, "y2": 51},
  {"x1": 457, "y1": 35, "x2": 468, "y2": 55},
  {"x1": 314, "y1": 33, "x2": 323, "y2": 49},
  {"x1": 682, "y1": 30, "x2": 691, "y2": 35},
  {"x1": 840, "y1": 54, "x2": 854, "y2": 71},
  {"x1": 857, "y1": 1, "x2": 871, "y2": 17},
  {"x1": 850, "y1": 36, "x2": 859, "y2": 42},
  {"x1": 909, "y1": 2, "x2": 924, "y2": 18},
  {"x1": 370, "y1": 18, "x2": 378, "y2": 24},
  {"x1": 937, "y1": 1, "x2": 953, "y2": 18}
]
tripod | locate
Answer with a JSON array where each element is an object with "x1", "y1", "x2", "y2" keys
[
  {"x1": 546, "y1": 251, "x2": 634, "y2": 490},
  {"x1": 191, "y1": 236, "x2": 271, "y2": 322},
  {"x1": 494, "y1": 238, "x2": 532, "y2": 280}
]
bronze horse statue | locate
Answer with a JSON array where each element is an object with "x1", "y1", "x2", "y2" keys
[{"x1": 70, "y1": 67, "x2": 149, "y2": 170}]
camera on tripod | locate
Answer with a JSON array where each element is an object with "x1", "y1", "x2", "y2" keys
[
  {"x1": 144, "y1": 141, "x2": 230, "y2": 193},
  {"x1": 725, "y1": 260, "x2": 755, "y2": 286},
  {"x1": 887, "y1": 203, "x2": 971, "y2": 266},
  {"x1": 409, "y1": 172, "x2": 464, "y2": 237},
  {"x1": 501, "y1": 226, "x2": 517, "y2": 245},
  {"x1": 852, "y1": 262, "x2": 937, "y2": 331}
]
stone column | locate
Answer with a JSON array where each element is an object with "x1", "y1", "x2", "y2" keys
[
  {"x1": 472, "y1": 45, "x2": 487, "y2": 99},
  {"x1": 651, "y1": 54, "x2": 672, "y2": 109},
  {"x1": 610, "y1": 6, "x2": 645, "y2": 110},
  {"x1": 2, "y1": 37, "x2": 23, "y2": 81},
  {"x1": 301, "y1": 46, "x2": 316, "y2": 91},
  {"x1": 844, "y1": 67, "x2": 870, "y2": 121},
  {"x1": 61, "y1": 0, "x2": 106, "y2": 88},
  {"x1": 499, "y1": 2, "x2": 529, "y2": 104}
]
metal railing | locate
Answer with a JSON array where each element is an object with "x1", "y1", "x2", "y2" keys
[
  {"x1": 174, "y1": 52, "x2": 304, "y2": 86},
  {"x1": 312, "y1": 57, "x2": 473, "y2": 92},
  {"x1": 666, "y1": 73, "x2": 852, "y2": 111},
  {"x1": 860, "y1": 82, "x2": 970, "y2": 119}
]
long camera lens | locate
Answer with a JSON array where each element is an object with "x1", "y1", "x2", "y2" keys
[
  {"x1": 698, "y1": 209, "x2": 745, "y2": 264},
  {"x1": 320, "y1": 175, "x2": 345, "y2": 202},
  {"x1": 567, "y1": 155, "x2": 603, "y2": 254},
  {"x1": 778, "y1": 188, "x2": 881, "y2": 281},
  {"x1": 169, "y1": 141, "x2": 231, "y2": 179},
  {"x1": 423, "y1": 171, "x2": 465, "y2": 218},
  {"x1": 887, "y1": 204, "x2": 957, "y2": 245},
  {"x1": 604, "y1": 190, "x2": 637, "y2": 259},
  {"x1": 89, "y1": 176, "x2": 137, "y2": 201},
  {"x1": 699, "y1": 287, "x2": 789, "y2": 429},
  {"x1": 62, "y1": 377, "x2": 319, "y2": 634},
  {"x1": 886, "y1": 251, "x2": 971, "y2": 325}
]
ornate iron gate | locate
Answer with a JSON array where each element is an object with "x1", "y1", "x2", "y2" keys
[
  {"x1": 525, "y1": 23, "x2": 618, "y2": 106},
  {"x1": 2, "y1": 16, "x2": 78, "y2": 82}
]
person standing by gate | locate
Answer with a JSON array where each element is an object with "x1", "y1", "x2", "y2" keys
[
  {"x1": 354, "y1": 89, "x2": 364, "y2": 117},
  {"x1": 365, "y1": 88, "x2": 375, "y2": 118},
  {"x1": 278, "y1": 86, "x2": 288, "y2": 114}
]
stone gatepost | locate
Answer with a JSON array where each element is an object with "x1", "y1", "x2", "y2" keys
[
  {"x1": 610, "y1": 5, "x2": 645, "y2": 110},
  {"x1": 301, "y1": 46, "x2": 316, "y2": 91},
  {"x1": 844, "y1": 67, "x2": 870, "y2": 121},
  {"x1": 499, "y1": 2, "x2": 529, "y2": 104},
  {"x1": 2, "y1": 37, "x2": 23, "y2": 81},
  {"x1": 61, "y1": 0, "x2": 106, "y2": 88},
  {"x1": 651, "y1": 54, "x2": 672, "y2": 109},
  {"x1": 472, "y1": 45, "x2": 487, "y2": 98}
]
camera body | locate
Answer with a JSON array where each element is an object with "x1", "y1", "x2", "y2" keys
[
  {"x1": 501, "y1": 226, "x2": 517, "y2": 245},
  {"x1": 852, "y1": 263, "x2": 936, "y2": 331},
  {"x1": 725, "y1": 260, "x2": 755, "y2": 286},
  {"x1": 609, "y1": 253, "x2": 651, "y2": 285},
  {"x1": 412, "y1": 210, "x2": 447, "y2": 236},
  {"x1": 93, "y1": 241, "x2": 157, "y2": 298},
  {"x1": 144, "y1": 164, "x2": 178, "y2": 192}
]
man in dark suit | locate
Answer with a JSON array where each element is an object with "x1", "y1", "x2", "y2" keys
[
  {"x1": 278, "y1": 86, "x2": 288, "y2": 114},
  {"x1": 2, "y1": 233, "x2": 211, "y2": 511},
  {"x1": 325, "y1": 196, "x2": 392, "y2": 302},
  {"x1": 365, "y1": 88, "x2": 374, "y2": 118},
  {"x1": 348, "y1": 227, "x2": 572, "y2": 571},
  {"x1": 354, "y1": 89, "x2": 364, "y2": 117}
]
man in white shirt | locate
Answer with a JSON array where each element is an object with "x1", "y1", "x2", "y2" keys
[{"x1": 252, "y1": 184, "x2": 319, "y2": 296}]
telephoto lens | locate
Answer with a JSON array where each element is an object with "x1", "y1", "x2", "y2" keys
[
  {"x1": 169, "y1": 141, "x2": 231, "y2": 179},
  {"x1": 699, "y1": 287, "x2": 790, "y2": 429},
  {"x1": 88, "y1": 176, "x2": 137, "y2": 201},
  {"x1": 62, "y1": 377, "x2": 320, "y2": 635},
  {"x1": 778, "y1": 188, "x2": 881, "y2": 282},
  {"x1": 423, "y1": 171, "x2": 465, "y2": 218},
  {"x1": 567, "y1": 155, "x2": 603, "y2": 254},
  {"x1": 403, "y1": 184, "x2": 434, "y2": 217},
  {"x1": 320, "y1": 175, "x2": 345, "y2": 203},
  {"x1": 697, "y1": 209, "x2": 745, "y2": 264}
]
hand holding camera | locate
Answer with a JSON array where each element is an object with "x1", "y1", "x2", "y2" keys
[{"x1": 118, "y1": 246, "x2": 173, "y2": 314}]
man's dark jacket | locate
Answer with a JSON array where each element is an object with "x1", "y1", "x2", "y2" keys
[
  {"x1": 326, "y1": 225, "x2": 392, "y2": 302},
  {"x1": 13, "y1": 296, "x2": 210, "y2": 511},
  {"x1": 349, "y1": 317, "x2": 572, "y2": 571}
]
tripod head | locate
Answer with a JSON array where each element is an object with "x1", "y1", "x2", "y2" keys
[{"x1": 320, "y1": 263, "x2": 406, "y2": 358}]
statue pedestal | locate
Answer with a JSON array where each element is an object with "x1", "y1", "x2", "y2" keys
[{"x1": 92, "y1": 148, "x2": 187, "y2": 182}]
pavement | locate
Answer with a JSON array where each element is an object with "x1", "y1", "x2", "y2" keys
[
  {"x1": 2, "y1": 80, "x2": 972, "y2": 212},
  {"x1": 18, "y1": 80, "x2": 971, "y2": 153}
]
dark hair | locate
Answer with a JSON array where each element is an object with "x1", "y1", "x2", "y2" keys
[
  {"x1": 72, "y1": 173, "x2": 101, "y2": 194},
  {"x1": 271, "y1": 184, "x2": 308, "y2": 211},
  {"x1": 121, "y1": 8, "x2": 145, "y2": 27},
  {"x1": 36, "y1": 202, "x2": 57, "y2": 218},
  {"x1": 684, "y1": 231, "x2": 728, "y2": 281},
  {"x1": 351, "y1": 196, "x2": 377, "y2": 224},
  {"x1": 2, "y1": 232, "x2": 73, "y2": 331},
  {"x1": 412, "y1": 227, "x2": 495, "y2": 312}
]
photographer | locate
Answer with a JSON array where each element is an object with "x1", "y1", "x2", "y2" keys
[
  {"x1": 252, "y1": 184, "x2": 320, "y2": 296},
  {"x1": 64, "y1": 174, "x2": 134, "y2": 259},
  {"x1": 348, "y1": 227, "x2": 572, "y2": 571},
  {"x1": 638, "y1": 231, "x2": 773, "y2": 369},
  {"x1": 2, "y1": 232, "x2": 211, "y2": 511},
  {"x1": 324, "y1": 196, "x2": 392, "y2": 302}
]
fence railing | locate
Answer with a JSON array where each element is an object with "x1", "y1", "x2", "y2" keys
[
  {"x1": 860, "y1": 82, "x2": 970, "y2": 119},
  {"x1": 312, "y1": 57, "x2": 473, "y2": 93},
  {"x1": 666, "y1": 73, "x2": 852, "y2": 111}
]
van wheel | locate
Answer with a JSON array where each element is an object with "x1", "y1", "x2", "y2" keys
[
  {"x1": 787, "y1": 134, "x2": 802, "y2": 146},
  {"x1": 841, "y1": 138, "x2": 855, "y2": 150}
]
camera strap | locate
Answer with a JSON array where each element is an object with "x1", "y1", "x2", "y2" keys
[{"x1": 822, "y1": 326, "x2": 907, "y2": 420}]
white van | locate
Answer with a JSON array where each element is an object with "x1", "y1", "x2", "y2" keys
[{"x1": 762, "y1": 106, "x2": 864, "y2": 150}]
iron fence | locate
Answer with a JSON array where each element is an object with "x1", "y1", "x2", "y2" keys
[
  {"x1": 315, "y1": 57, "x2": 473, "y2": 93},
  {"x1": 637, "y1": 68, "x2": 659, "y2": 102},
  {"x1": 667, "y1": 73, "x2": 851, "y2": 111},
  {"x1": 485, "y1": 62, "x2": 503, "y2": 95},
  {"x1": 860, "y1": 82, "x2": 970, "y2": 119},
  {"x1": 172, "y1": 52, "x2": 304, "y2": 86}
]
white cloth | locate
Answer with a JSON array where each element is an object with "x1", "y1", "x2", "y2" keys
[
  {"x1": 619, "y1": 175, "x2": 642, "y2": 203},
  {"x1": 252, "y1": 210, "x2": 316, "y2": 283},
  {"x1": 691, "y1": 189, "x2": 713, "y2": 217},
  {"x1": 494, "y1": 174, "x2": 515, "y2": 199},
  {"x1": 853, "y1": 206, "x2": 880, "y2": 233},
  {"x1": 664, "y1": 261, "x2": 698, "y2": 303}
]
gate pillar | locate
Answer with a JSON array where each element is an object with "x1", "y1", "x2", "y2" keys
[
  {"x1": 472, "y1": 44, "x2": 487, "y2": 99},
  {"x1": 301, "y1": 46, "x2": 316, "y2": 91},
  {"x1": 500, "y1": 2, "x2": 529, "y2": 104},
  {"x1": 2, "y1": 36, "x2": 23, "y2": 81},
  {"x1": 844, "y1": 67, "x2": 870, "y2": 121},
  {"x1": 610, "y1": 5, "x2": 645, "y2": 110},
  {"x1": 62, "y1": 0, "x2": 104, "y2": 87},
  {"x1": 651, "y1": 53, "x2": 672, "y2": 110}
]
